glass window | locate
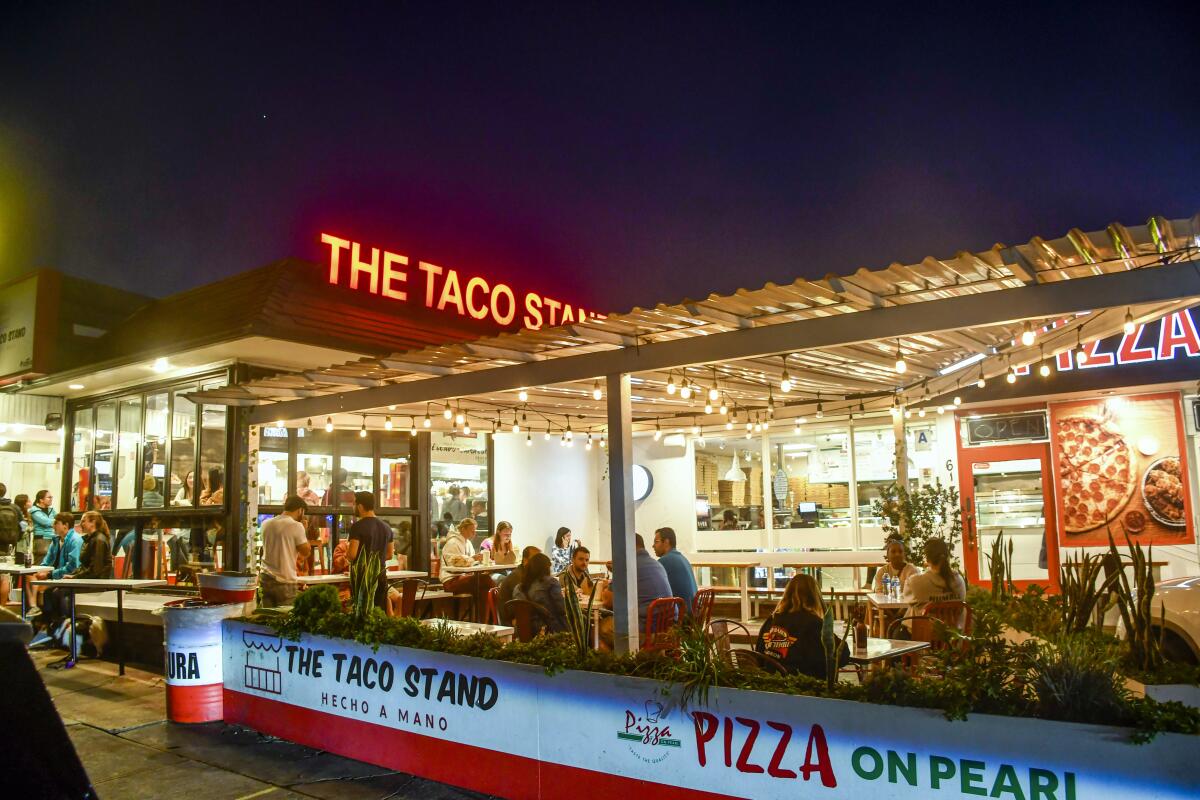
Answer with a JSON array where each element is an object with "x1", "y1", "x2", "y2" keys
[
  {"x1": 431, "y1": 431, "x2": 489, "y2": 537},
  {"x1": 852, "y1": 424, "x2": 898, "y2": 526},
  {"x1": 766, "y1": 425, "x2": 853, "y2": 530},
  {"x1": 170, "y1": 390, "x2": 197, "y2": 507},
  {"x1": 380, "y1": 435, "x2": 413, "y2": 508},
  {"x1": 297, "y1": 429, "x2": 333, "y2": 506},
  {"x1": 337, "y1": 432, "x2": 373, "y2": 505},
  {"x1": 257, "y1": 426, "x2": 290, "y2": 505},
  {"x1": 141, "y1": 393, "x2": 168, "y2": 508},
  {"x1": 117, "y1": 398, "x2": 142, "y2": 509},
  {"x1": 93, "y1": 403, "x2": 116, "y2": 512},
  {"x1": 69, "y1": 407, "x2": 94, "y2": 512},
  {"x1": 694, "y1": 437, "x2": 766, "y2": 532},
  {"x1": 199, "y1": 404, "x2": 227, "y2": 507},
  {"x1": 379, "y1": 514, "x2": 416, "y2": 569}
]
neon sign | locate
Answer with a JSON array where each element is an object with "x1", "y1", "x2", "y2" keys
[
  {"x1": 320, "y1": 233, "x2": 595, "y2": 330},
  {"x1": 1013, "y1": 309, "x2": 1200, "y2": 376}
]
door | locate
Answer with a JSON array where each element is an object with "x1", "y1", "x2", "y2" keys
[{"x1": 959, "y1": 443, "x2": 1060, "y2": 590}]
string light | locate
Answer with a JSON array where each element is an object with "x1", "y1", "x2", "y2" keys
[
  {"x1": 707, "y1": 372, "x2": 719, "y2": 401},
  {"x1": 666, "y1": 372, "x2": 677, "y2": 395},
  {"x1": 704, "y1": 400, "x2": 713, "y2": 414},
  {"x1": 937, "y1": 405, "x2": 945, "y2": 414},
  {"x1": 388, "y1": 405, "x2": 396, "y2": 411},
  {"x1": 526, "y1": 432, "x2": 532, "y2": 446},
  {"x1": 918, "y1": 406, "x2": 926, "y2": 418},
  {"x1": 409, "y1": 417, "x2": 418, "y2": 436},
  {"x1": 767, "y1": 391, "x2": 775, "y2": 417},
  {"x1": 600, "y1": 434, "x2": 607, "y2": 448},
  {"x1": 904, "y1": 409, "x2": 912, "y2": 420},
  {"x1": 423, "y1": 405, "x2": 432, "y2": 428},
  {"x1": 274, "y1": 419, "x2": 285, "y2": 428},
  {"x1": 592, "y1": 380, "x2": 602, "y2": 401},
  {"x1": 1038, "y1": 344, "x2": 1051, "y2": 377},
  {"x1": 890, "y1": 397, "x2": 901, "y2": 418},
  {"x1": 1123, "y1": 308, "x2": 1135, "y2": 336},
  {"x1": 443, "y1": 404, "x2": 453, "y2": 420},
  {"x1": 325, "y1": 417, "x2": 334, "y2": 433},
  {"x1": 455, "y1": 404, "x2": 465, "y2": 425},
  {"x1": 719, "y1": 396, "x2": 728, "y2": 415},
  {"x1": 1020, "y1": 321, "x2": 1036, "y2": 347},
  {"x1": 1006, "y1": 356, "x2": 1017, "y2": 384},
  {"x1": 511, "y1": 413, "x2": 520, "y2": 434},
  {"x1": 565, "y1": 422, "x2": 573, "y2": 442},
  {"x1": 691, "y1": 418, "x2": 701, "y2": 436},
  {"x1": 815, "y1": 394, "x2": 824, "y2": 419},
  {"x1": 384, "y1": 415, "x2": 393, "y2": 430},
  {"x1": 463, "y1": 420, "x2": 471, "y2": 435},
  {"x1": 518, "y1": 388, "x2": 529, "y2": 402},
  {"x1": 585, "y1": 433, "x2": 593, "y2": 450},
  {"x1": 1075, "y1": 330, "x2": 1089, "y2": 366},
  {"x1": 954, "y1": 395, "x2": 962, "y2": 407},
  {"x1": 780, "y1": 356, "x2": 792, "y2": 393},
  {"x1": 654, "y1": 420, "x2": 663, "y2": 441},
  {"x1": 679, "y1": 380, "x2": 692, "y2": 400},
  {"x1": 894, "y1": 339, "x2": 907, "y2": 374},
  {"x1": 976, "y1": 365, "x2": 986, "y2": 389},
  {"x1": 794, "y1": 417, "x2": 803, "y2": 433},
  {"x1": 305, "y1": 418, "x2": 313, "y2": 432},
  {"x1": 359, "y1": 418, "x2": 368, "y2": 438},
  {"x1": 725, "y1": 414, "x2": 734, "y2": 430},
  {"x1": 544, "y1": 429, "x2": 551, "y2": 441}
]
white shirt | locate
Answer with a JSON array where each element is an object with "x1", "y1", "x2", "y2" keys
[
  {"x1": 902, "y1": 568, "x2": 967, "y2": 607},
  {"x1": 261, "y1": 514, "x2": 307, "y2": 584},
  {"x1": 440, "y1": 531, "x2": 476, "y2": 567}
]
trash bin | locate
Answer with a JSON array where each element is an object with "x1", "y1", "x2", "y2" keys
[{"x1": 159, "y1": 599, "x2": 245, "y2": 723}]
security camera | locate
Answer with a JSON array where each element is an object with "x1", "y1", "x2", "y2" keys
[{"x1": 45, "y1": 413, "x2": 63, "y2": 431}]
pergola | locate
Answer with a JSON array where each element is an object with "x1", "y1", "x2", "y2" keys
[{"x1": 192, "y1": 213, "x2": 1200, "y2": 651}]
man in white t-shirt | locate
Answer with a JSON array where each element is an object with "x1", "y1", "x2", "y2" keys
[{"x1": 260, "y1": 496, "x2": 311, "y2": 607}]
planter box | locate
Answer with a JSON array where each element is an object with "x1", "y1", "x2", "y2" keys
[
  {"x1": 1127, "y1": 681, "x2": 1200, "y2": 710},
  {"x1": 222, "y1": 620, "x2": 1197, "y2": 800}
]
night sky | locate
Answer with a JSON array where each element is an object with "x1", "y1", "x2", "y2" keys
[{"x1": 2, "y1": 2, "x2": 1197, "y2": 314}]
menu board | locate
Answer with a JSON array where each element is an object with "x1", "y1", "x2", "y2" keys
[{"x1": 1049, "y1": 392, "x2": 1194, "y2": 547}]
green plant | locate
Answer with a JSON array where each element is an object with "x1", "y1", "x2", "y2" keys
[
  {"x1": 562, "y1": 572, "x2": 596, "y2": 660},
  {"x1": 818, "y1": 604, "x2": 847, "y2": 693},
  {"x1": 348, "y1": 550, "x2": 382, "y2": 623},
  {"x1": 668, "y1": 615, "x2": 727, "y2": 708},
  {"x1": 1025, "y1": 634, "x2": 1128, "y2": 725},
  {"x1": 1058, "y1": 552, "x2": 1112, "y2": 633},
  {"x1": 986, "y1": 531, "x2": 1015, "y2": 602},
  {"x1": 871, "y1": 479, "x2": 963, "y2": 567},
  {"x1": 1107, "y1": 529, "x2": 1164, "y2": 673}
]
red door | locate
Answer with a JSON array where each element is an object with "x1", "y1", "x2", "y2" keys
[{"x1": 958, "y1": 442, "x2": 1060, "y2": 591}]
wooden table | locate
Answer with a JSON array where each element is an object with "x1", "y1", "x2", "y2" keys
[
  {"x1": 422, "y1": 617, "x2": 514, "y2": 643},
  {"x1": 441, "y1": 563, "x2": 517, "y2": 622},
  {"x1": 687, "y1": 556, "x2": 762, "y2": 621},
  {"x1": 0, "y1": 563, "x2": 46, "y2": 618},
  {"x1": 298, "y1": 569, "x2": 429, "y2": 586},
  {"x1": 832, "y1": 620, "x2": 929, "y2": 667},
  {"x1": 865, "y1": 592, "x2": 910, "y2": 636},
  {"x1": 31, "y1": 578, "x2": 167, "y2": 672}
]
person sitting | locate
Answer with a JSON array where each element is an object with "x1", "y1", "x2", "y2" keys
[
  {"x1": 755, "y1": 574, "x2": 849, "y2": 679},
  {"x1": 559, "y1": 545, "x2": 594, "y2": 598},
  {"x1": 549, "y1": 526, "x2": 576, "y2": 574},
  {"x1": 900, "y1": 538, "x2": 967, "y2": 635},
  {"x1": 142, "y1": 475, "x2": 164, "y2": 508},
  {"x1": 480, "y1": 521, "x2": 517, "y2": 565},
  {"x1": 31, "y1": 513, "x2": 83, "y2": 624},
  {"x1": 69, "y1": 512, "x2": 113, "y2": 580},
  {"x1": 652, "y1": 527, "x2": 697, "y2": 612},
  {"x1": 440, "y1": 518, "x2": 495, "y2": 621},
  {"x1": 513, "y1": 553, "x2": 568, "y2": 634},
  {"x1": 719, "y1": 509, "x2": 740, "y2": 530},
  {"x1": 874, "y1": 537, "x2": 919, "y2": 593},
  {"x1": 599, "y1": 533, "x2": 672, "y2": 648},
  {"x1": 199, "y1": 468, "x2": 224, "y2": 506},
  {"x1": 499, "y1": 546, "x2": 539, "y2": 625}
]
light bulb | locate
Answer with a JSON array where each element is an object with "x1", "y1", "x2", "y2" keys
[
  {"x1": 325, "y1": 417, "x2": 334, "y2": 433},
  {"x1": 559, "y1": 434, "x2": 566, "y2": 447},
  {"x1": 600, "y1": 435, "x2": 607, "y2": 448},
  {"x1": 918, "y1": 407, "x2": 926, "y2": 418},
  {"x1": 954, "y1": 395, "x2": 962, "y2": 406},
  {"x1": 423, "y1": 413, "x2": 431, "y2": 428},
  {"x1": 463, "y1": 423, "x2": 471, "y2": 435},
  {"x1": 937, "y1": 405, "x2": 945, "y2": 414},
  {"x1": 455, "y1": 410, "x2": 465, "y2": 425},
  {"x1": 794, "y1": 419, "x2": 803, "y2": 432},
  {"x1": 719, "y1": 399, "x2": 728, "y2": 415},
  {"x1": 762, "y1": 419, "x2": 770, "y2": 430},
  {"x1": 443, "y1": 405, "x2": 453, "y2": 420},
  {"x1": 704, "y1": 402, "x2": 713, "y2": 414},
  {"x1": 359, "y1": 424, "x2": 367, "y2": 438},
  {"x1": 384, "y1": 416, "x2": 393, "y2": 430},
  {"x1": 585, "y1": 438, "x2": 592, "y2": 451},
  {"x1": 1020, "y1": 322, "x2": 1036, "y2": 347},
  {"x1": 904, "y1": 409, "x2": 912, "y2": 419},
  {"x1": 797, "y1": 416, "x2": 806, "y2": 424},
  {"x1": 680, "y1": 383, "x2": 692, "y2": 400},
  {"x1": 1123, "y1": 309, "x2": 1135, "y2": 336},
  {"x1": 754, "y1": 421, "x2": 762, "y2": 433},
  {"x1": 890, "y1": 405, "x2": 901, "y2": 418},
  {"x1": 1007, "y1": 371, "x2": 1017, "y2": 384},
  {"x1": 526, "y1": 433, "x2": 532, "y2": 446},
  {"x1": 511, "y1": 418, "x2": 520, "y2": 433},
  {"x1": 410, "y1": 421, "x2": 418, "y2": 436},
  {"x1": 708, "y1": 386, "x2": 719, "y2": 401},
  {"x1": 274, "y1": 419, "x2": 284, "y2": 428},
  {"x1": 894, "y1": 341, "x2": 907, "y2": 374},
  {"x1": 816, "y1": 404, "x2": 823, "y2": 419},
  {"x1": 780, "y1": 372, "x2": 792, "y2": 393},
  {"x1": 388, "y1": 405, "x2": 397, "y2": 411},
  {"x1": 592, "y1": 381, "x2": 602, "y2": 401},
  {"x1": 725, "y1": 419, "x2": 733, "y2": 430},
  {"x1": 976, "y1": 376, "x2": 986, "y2": 389},
  {"x1": 518, "y1": 388, "x2": 528, "y2": 402},
  {"x1": 1039, "y1": 362, "x2": 1051, "y2": 377},
  {"x1": 653, "y1": 422, "x2": 662, "y2": 441},
  {"x1": 544, "y1": 430, "x2": 551, "y2": 441},
  {"x1": 666, "y1": 374, "x2": 677, "y2": 395},
  {"x1": 691, "y1": 422, "x2": 700, "y2": 435},
  {"x1": 746, "y1": 420, "x2": 753, "y2": 432},
  {"x1": 745, "y1": 430, "x2": 752, "y2": 439},
  {"x1": 1076, "y1": 347, "x2": 1088, "y2": 366}
]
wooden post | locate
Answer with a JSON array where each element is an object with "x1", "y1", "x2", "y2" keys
[{"x1": 606, "y1": 373, "x2": 639, "y2": 653}]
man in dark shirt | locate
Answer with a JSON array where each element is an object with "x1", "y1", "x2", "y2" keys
[
  {"x1": 498, "y1": 545, "x2": 539, "y2": 625},
  {"x1": 346, "y1": 491, "x2": 393, "y2": 610}
]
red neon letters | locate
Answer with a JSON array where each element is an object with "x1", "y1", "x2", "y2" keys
[{"x1": 321, "y1": 233, "x2": 591, "y2": 330}]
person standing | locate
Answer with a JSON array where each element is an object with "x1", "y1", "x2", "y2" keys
[
  {"x1": 346, "y1": 491, "x2": 394, "y2": 611},
  {"x1": 30, "y1": 490, "x2": 56, "y2": 563},
  {"x1": 260, "y1": 497, "x2": 312, "y2": 608},
  {"x1": 652, "y1": 527, "x2": 697, "y2": 612}
]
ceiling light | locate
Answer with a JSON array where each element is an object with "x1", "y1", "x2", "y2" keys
[
  {"x1": 725, "y1": 417, "x2": 733, "y2": 430},
  {"x1": 691, "y1": 419, "x2": 700, "y2": 435},
  {"x1": 384, "y1": 416, "x2": 393, "y2": 430},
  {"x1": 68, "y1": 383, "x2": 85, "y2": 390},
  {"x1": 544, "y1": 430, "x2": 551, "y2": 441},
  {"x1": 1020, "y1": 321, "x2": 1036, "y2": 347},
  {"x1": 815, "y1": 403, "x2": 823, "y2": 420},
  {"x1": 894, "y1": 340, "x2": 907, "y2": 374},
  {"x1": 359, "y1": 419, "x2": 367, "y2": 437},
  {"x1": 455, "y1": 406, "x2": 465, "y2": 425},
  {"x1": 443, "y1": 404, "x2": 453, "y2": 420},
  {"x1": 151, "y1": 357, "x2": 169, "y2": 373},
  {"x1": 1076, "y1": 332, "x2": 1089, "y2": 366},
  {"x1": 976, "y1": 365, "x2": 986, "y2": 389},
  {"x1": 954, "y1": 395, "x2": 962, "y2": 406},
  {"x1": 526, "y1": 433, "x2": 532, "y2": 446},
  {"x1": 708, "y1": 385, "x2": 719, "y2": 401},
  {"x1": 423, "y1": 407, "x2": 432, "y2": 428},
  {"x1": 463, "y1": 422, "x2": 471, "y2": 435},
  {"x1": 325, "y1": 417, "x2": 334, "y2": 432},
  {"x1": 793, "y1": 418, "x2": 803, "y2": 433},
  {"x1": 592, "y1": 381, "x2": 602, "y2": 401},
  {"x1": 666, "y1": 373, "x2": 677, "y2": 395},
  {"x1": 409, "y1": 418, "x2": 418, "y2": 436},
  {"x1": 1123, "y1": 308, "x2": 1135, "y2": 336},
  {"x1": 654, "y1": 420, "x2": 663, "y2": 441},
  {"x1": 600, "y1": 434, "x2": 607, "y2": 448},
  {"x1": 937, "y1": 405, "x2": 945, "y2": 414},
  {"x1": 518, "y1": 388, "x2": 529, "y2": 402},
  {"x1": 719, "y1": 397, "x2": 728, "y2": 415},
  {"x1": 904, "y1": 409, "x2": 912, "y2": 419},
  {"x1": 918, "y1": 407, "x2": 926, "y2": 417},
  {"x1": 704, "y1": 402, "x2": 713, "y2": 414},
  {"x1": 511, "y1": 415, "x2": 520, "y2": 434},
  {"x1": 780, "y1": 356, "x2": 792, "y2": 393},
  {"x1": 679, "y1": 382, "x2": 692, "y2": 400},
  {"x1": 1040, "y1": 361, "x2": 1051, "y2": 377}
]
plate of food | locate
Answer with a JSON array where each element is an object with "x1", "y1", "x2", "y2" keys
[{"x1": 1141, "y1": 456, "x2": 1186, "y2": 528}]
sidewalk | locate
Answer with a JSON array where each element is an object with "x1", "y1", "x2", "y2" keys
[{"x1": 33, "y1": 650, "x2": 493, "y2": 799}]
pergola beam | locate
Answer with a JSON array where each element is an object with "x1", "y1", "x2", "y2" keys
[{"x1": 248, "y1": 259, "x2": 1200, "y2": 424}]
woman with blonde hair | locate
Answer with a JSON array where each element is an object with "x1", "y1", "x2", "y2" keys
[
  {"x1": 754, "y1": 574, "x2": 849, "y2": 679},
  {"x1": 439, "y1": 518, "x2": 497, "y2": 621},
  {"x1": 481, "y1": 521, "x2": 517, "y2": 565}
]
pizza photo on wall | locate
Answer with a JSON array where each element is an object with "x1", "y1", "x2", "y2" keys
[{"x1": 1050, "y1": 392, "x2": 1195, "y2": 547}]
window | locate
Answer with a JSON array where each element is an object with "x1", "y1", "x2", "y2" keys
[
  {"x1": 141, "y1": 393, "x2": 168, "y2": 508},
  {"x1": 199, "y1": 403, "x2": 227, "y2": 507},
  {"x1": 431, "y1": 432, "x2": 488, "y2": 531},
  {"x1": 170, "y1": 390, "x2": 197, "y2": 507},
  {"x1": 93, "y1": 403, "x2": 116, "y2": 511},
  {"x1": 694, "y1": 436, "x2": 766, "y2": 533},
  {"x1": 767, "y1": 425, "x2": 853, "y2": 530},
  {"x1": 116, "y1": 398, "x2": 142, "y2": 509},
  {"x1": 297, "y1": 429, "x2": 333, "y2": 505},
  {"x1": 70, "y1": 408, "x2": 94, "y2": 512},
  {"x1": 257, "y1": 427, "x2": 290, "y2": 505},
  {"x1": 380, "y1": 435, "x2": 413, "y2": 508},
  {"x1": 337, "y1": 431, "x2": 374, "y2": 505}
]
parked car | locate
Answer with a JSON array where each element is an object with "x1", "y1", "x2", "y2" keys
[{"x1": 1116, "y1": 576, "x2": 1200, "y2": 664}]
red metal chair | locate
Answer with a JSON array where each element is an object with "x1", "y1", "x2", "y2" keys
[
  {"x1": 642, "y1": 597, "x2": 687, "y2": 652},
  {"x1": 397, "y1": 578, "x2": 423, "y2": 617},
  {"x1": 692, "y1": 588, "x2": 716, "y2": 627},
  {"x1": 505, "y1": 599, "x2": 549, "y2": 643},
  {"x1": 921, "y1": 600, "x2": 972, "y2": 636},
  {"x1": 485, "y1": 587, "x2": 500, "y2": 625}
]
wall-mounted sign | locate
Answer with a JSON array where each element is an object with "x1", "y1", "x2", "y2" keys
[
  {"x1": 964, "y1": 412, "x2": 1049, "y2": 446},
  {"x1": 0, "y1": 274, "x2": 40, "y2": 381},
  {"x1": 1011, "y1": 309, "x2": 1200, "y2": 377},
  {"x1": 632, "y1": 464, "x2": 653, "y2": 501},
  {"x1": 320, "y1": 233, "x2": 594, "y2": 330}
]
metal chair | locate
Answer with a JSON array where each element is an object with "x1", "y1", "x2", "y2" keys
[
  {"x1": 643, "y1": 597, "x2": 687, "y2": 652},
  {"x1": 692, "y1": 588, "x2": 716, "y2": 627},
  {"x1": 921, "y1": 600, "x2": 972, "y2": 636},
  {"x1": 485, "y1": 587, "x2": 500, "y2": 625},
  {"x1": 706, "y1": 618, "x2": 751, "y2": 659},
  {"x1": 727, "y1": 647, "x2": 788, "y2": 675},
  {"x1": 505, "y1": 599, "x2": 550, "y2": 643}
]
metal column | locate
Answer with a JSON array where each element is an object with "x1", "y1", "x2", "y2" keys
[{"x1": 606, "y1": 373, "x2": 639, "y2": 654}]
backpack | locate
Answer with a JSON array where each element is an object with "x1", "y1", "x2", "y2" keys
[{"x1": 0, "y1": 502, "x2": 20, "y2": 547}]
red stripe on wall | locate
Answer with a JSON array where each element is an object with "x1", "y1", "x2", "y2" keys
[
  {"x1": 167, "y1": 683, "x2": 224, "y2": 724},
  {"x1": 223, "y1": 689, "x2": 743, "y2": 800}
]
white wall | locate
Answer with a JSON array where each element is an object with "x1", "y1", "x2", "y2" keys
[
  {"x1": 596, "y1": 435, "x2": 698, "y2": 559},
  {"x1": 492, "y1": 433, "x2": 601, "y2": 558}
]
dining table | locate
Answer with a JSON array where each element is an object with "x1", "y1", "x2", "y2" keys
[
  {"x1": 440, "y1": 562, "x2": 518, "y2": 622},
  {"x1": 832, "y1": 620, "x2": 930, "y2": 668},
  {"x1": 0, "y1": 563, "x2": 47, "y2": 618},
  {"x1": 865, "y1": 592, "x2": 911, "y2": 636},
  {"x1": 30, "y1": 578, "x2": 168, "y2": 672}
]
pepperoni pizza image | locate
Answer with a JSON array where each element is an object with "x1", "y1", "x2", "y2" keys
[{"x1": 1055, "y1": 414, "x2": 1136, "y2": 533}]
